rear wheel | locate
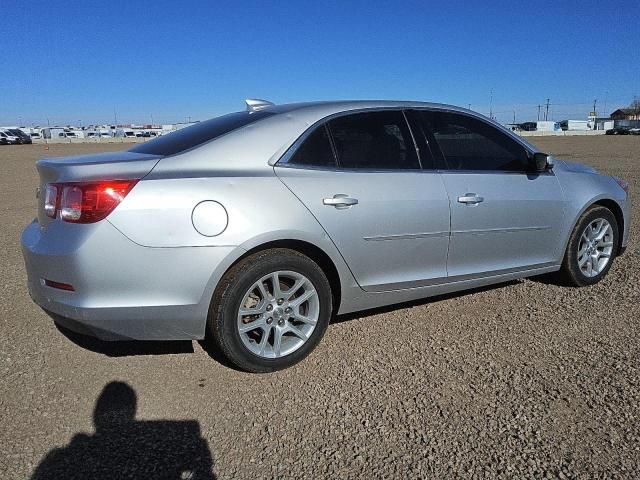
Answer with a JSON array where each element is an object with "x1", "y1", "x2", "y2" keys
[
  {"x1": 558, "y1": 205, "x2": 618, "y2": 286},
  {"x1": 207, "y1": 248, "x2": 332, "y2": 372}
]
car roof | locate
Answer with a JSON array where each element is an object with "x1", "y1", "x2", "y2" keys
[
  {"x1": 259, "y1": 99, "x2": 468, "y2": 120},
  {"x1": 251, "y1": 100, "x2": 538, "y2": 153}
]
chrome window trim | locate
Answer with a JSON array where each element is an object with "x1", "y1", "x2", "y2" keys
[{"x1": 437, "y1": 168, "x2": 555, "y2": 176}]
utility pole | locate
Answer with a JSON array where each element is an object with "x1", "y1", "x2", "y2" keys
[
  {"x1": 513, "y1": 110, "x2": 516, "y2": 124},
  {"x1": 592, "y1": 99, "x2": 597, "y2": 117},
  {"x1": 537, "y1": 105, "x2": 541, "y2": 121},
  {"x1": 544, "y1": 98, "x2": 550, "y2": 121},
  {"x1": 468, "y1": 104, "x2": 471, "y2": 110},
  {"x1": 489, "y1": 89, "x2": 494, "y2": 119}
]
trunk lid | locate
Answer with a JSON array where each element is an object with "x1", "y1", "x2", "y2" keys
[{"x1": 36, "y1": 151, "x2": 161, "y2": 226}]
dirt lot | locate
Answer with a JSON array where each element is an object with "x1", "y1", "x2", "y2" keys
[{"x1": 1, "y1": 137, "x2": 638, "y2": 479}]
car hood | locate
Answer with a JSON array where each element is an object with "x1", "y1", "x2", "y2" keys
[{"x1": 557, "y1": 159, "x2": 599, "y2": 175}]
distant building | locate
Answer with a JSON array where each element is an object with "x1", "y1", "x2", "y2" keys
[
  {"x1": 610, "y1": 108, "x2": 640, "y2": 120},
  {"x1": 589, "y1": 117, "x2": 614, "y2": 131}
]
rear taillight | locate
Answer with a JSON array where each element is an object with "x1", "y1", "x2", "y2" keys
[{"x1": 44, "y1": 180, "x2": 138, "y2": 223}]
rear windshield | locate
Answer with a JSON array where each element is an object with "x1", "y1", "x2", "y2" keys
[{"x1": 129, "y1": 110, "x2": 275, "y2": 156}]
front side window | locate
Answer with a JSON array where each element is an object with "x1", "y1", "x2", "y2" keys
[
  {"x1": 421, "y1": 111, "x2": 529, "y2": 172},
  {"x1": 328, "y1": 111, "x2": 420, "y2": 169},
  {"x1": 287, "y1": 124, "x2": 336, "y2": 168}
]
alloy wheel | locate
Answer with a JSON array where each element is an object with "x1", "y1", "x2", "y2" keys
[
  {"x1": 577, "y1": 218, "x2": 614, "y2": 277},
  {"x1": 236, "y1": 271, "x2": 319, "y2": 359}
]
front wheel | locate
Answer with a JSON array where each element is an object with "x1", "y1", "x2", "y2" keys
[
  {"x1": 558, "y1": 205, "x2": 618, "y2": 287},
  {"x1": 207, "y1": 248, "x2": 332, "y2": 372}
]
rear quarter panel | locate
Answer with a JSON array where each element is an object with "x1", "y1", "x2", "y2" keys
[{"x1": 108, "y1": 170, "x2": 363, "y2": 315}]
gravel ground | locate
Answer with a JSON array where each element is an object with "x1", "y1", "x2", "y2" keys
[{"x1": 1, "y1": 137, "x2": 638, "y2": 479}]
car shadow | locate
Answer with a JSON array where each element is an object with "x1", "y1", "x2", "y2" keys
[
  {"x1": 332, "y1": 279, "x2": 521, "y2": 325},
  {"x1": 54, "y1": 322, "x2": 195, "y2": 357},
  {"x1": 30, "y1": 381, "x2": 216, "y2": 479},
  {"x1": 52, "y1": 280, "x2": 521, "y2": 367}
]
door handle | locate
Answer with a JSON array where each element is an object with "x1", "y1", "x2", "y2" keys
[
  {"x1": 323, "y1": 194, "x2": 359, "y2": 208},
  {"x1": 457, "y1": 193, "x2": 484, "y2": 205}
]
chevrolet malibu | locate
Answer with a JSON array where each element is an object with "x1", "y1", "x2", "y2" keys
[{"x1": 21, "y1": 100, "x2": 630, "y2": 372}]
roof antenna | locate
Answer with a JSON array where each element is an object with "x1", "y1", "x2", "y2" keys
[{"x1": 245, "y1": 98, "x2": 275, "y2": 112}]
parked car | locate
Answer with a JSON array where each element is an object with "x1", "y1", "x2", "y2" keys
[
  {"x1": 0, "y1": 130, "x2": 20, "y2": 144},
  {"x1": 30, "y1": 131, "x2": 42, "y2": 140},
  {"x1": 606, "y1": 127, "x2": 630, "y2": 135},
  {"x1": 21, "y1": 100, "x2": 631, "y2": 372},
  {"x1": 7, "y1": 129, "x2": 33, "y2": 144},
  {"x1": 629, "y1": 128, "x2": 640, "y2": 135}
]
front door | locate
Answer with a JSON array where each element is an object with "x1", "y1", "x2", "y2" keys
[{"x1": 418, "y1": 110, "x2": 566, "y2": 278}]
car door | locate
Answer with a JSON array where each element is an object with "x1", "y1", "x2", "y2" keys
[
  {"x1": 417, "y1": 109, "x2": 566, "y2": 279},
  {"x1": 274, "y1": 110, "x2": 451, "y2": 292}
]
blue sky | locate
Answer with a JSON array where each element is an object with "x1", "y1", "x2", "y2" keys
[{"x1": 1, "y1": 0, "x2": 638, "y2": 126}]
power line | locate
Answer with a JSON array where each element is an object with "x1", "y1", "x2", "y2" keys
[{"x1": 544, "y1": 99, "x2": 550, "y2": 121}]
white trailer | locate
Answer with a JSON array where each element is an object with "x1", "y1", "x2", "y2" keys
[
  {"x1": 536, "y1": 121, "x2": 561, "y2": 132},
  {"x1": 560, "y1": 120, "x2": 590, "y2": 131}
]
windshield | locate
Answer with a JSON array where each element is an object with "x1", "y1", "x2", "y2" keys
[{"x1": 129, "y1": 110, "x2": 274, "y2": 156}]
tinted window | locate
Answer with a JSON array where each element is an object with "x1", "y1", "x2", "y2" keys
[
  {"x1": 130, "y1": 110, "x2": 274, "y2": 156},
  {"x1": 328, "y1": 111, "x2": 420, "y2": 169},
  {"x1": 288, "y1": 125, "x2": 336, "y2": 168},
  {"x1": 422, "y1": 111, "x2": 529, "y2": 171}
]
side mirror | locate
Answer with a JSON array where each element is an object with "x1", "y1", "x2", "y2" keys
[{"x1": 532, "y1": 152, "x2": 553, "y2": 172}]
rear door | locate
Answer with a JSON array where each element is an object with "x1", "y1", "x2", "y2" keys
[
  {"x1": 275, "y1": 110, "x2": 451, "y2": 292},
  {"x1": 417, "y1": 110, "x2": 566, "y2": 278}
]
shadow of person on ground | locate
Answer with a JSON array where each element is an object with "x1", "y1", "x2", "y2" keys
[{"x1": 31, "y1": 382, "x2": 215, "y2": 480}]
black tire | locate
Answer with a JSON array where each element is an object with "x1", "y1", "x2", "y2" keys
[
  {"x1": 207, "y1": 248, "x2": 332, "y2": 373},
  {"x1": 557, "y1": 205, "x2": 618, "y2": 287}
]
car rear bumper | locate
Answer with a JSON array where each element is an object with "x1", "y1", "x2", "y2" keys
[{"x1": 21, "y1": 219, "x2": 237, "y2": 340}]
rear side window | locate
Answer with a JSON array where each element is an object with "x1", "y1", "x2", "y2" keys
[
  {"x1": 328, "y1": 111, "x2": 420, "y2": 169},
  {"x1": 130, "y1": 110, "x2": 274, "y2": 156},
  {"x1": 287, "y1": 125, "x2": 336, "y2": 168},
  {"x1": 420, "y1": 111, "x2": 529, "y2": 172}
]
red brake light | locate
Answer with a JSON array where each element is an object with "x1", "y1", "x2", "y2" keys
[{"x1": 45, "y1": 180, "x2": 138, "y2": 223}]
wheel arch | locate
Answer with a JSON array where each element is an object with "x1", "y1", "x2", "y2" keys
[
  {"x1": 220, "y1": 239, "x2": 343, "y2": 315},
  {"x1": 565, "y1": 197, "x2": 625, "y2": 256},
  {"x1": 592, "y1": 199, "x2": 624, "y2": 253}
]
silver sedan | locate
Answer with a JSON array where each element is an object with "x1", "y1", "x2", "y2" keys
[{"x1": 21, "y1": 100, "x2": 631, "y2": 372}]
